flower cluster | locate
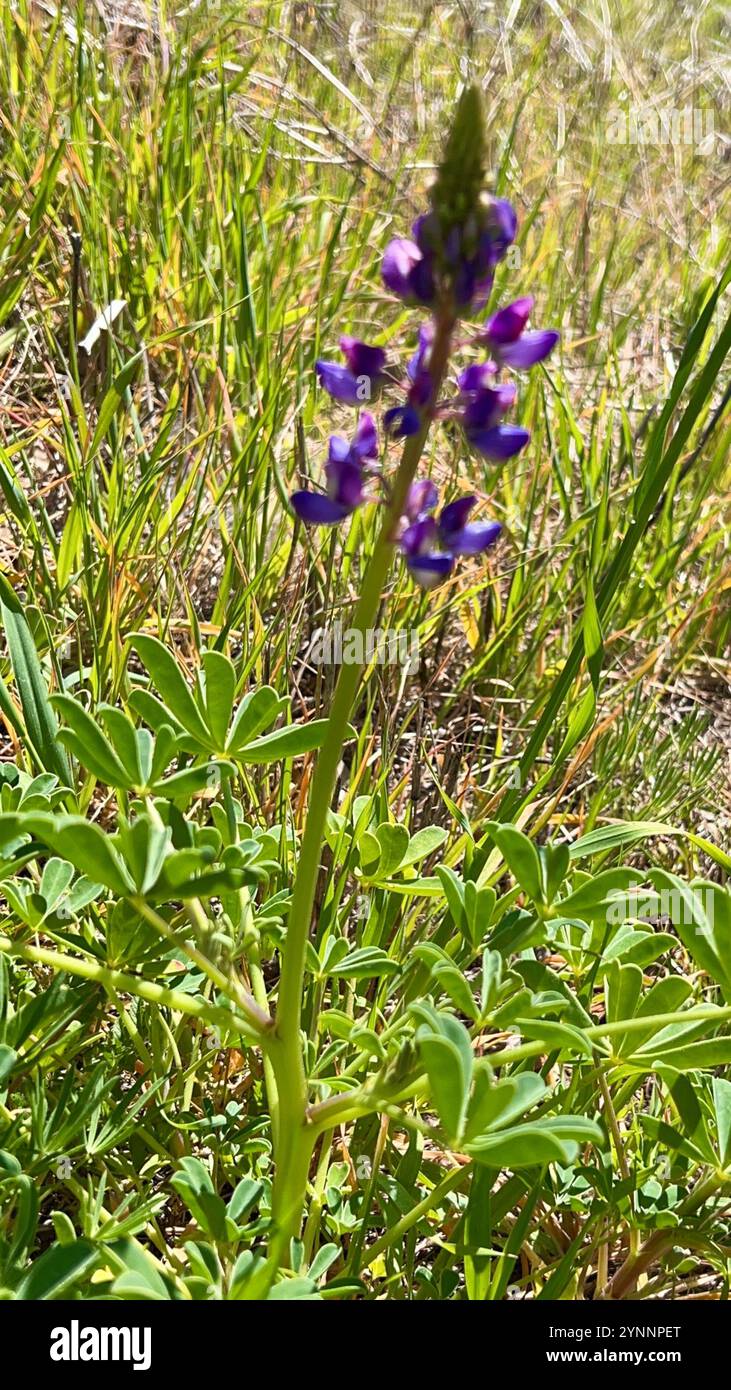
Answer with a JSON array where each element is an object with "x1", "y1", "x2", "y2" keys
[
  {"x1": 399, "y1": 482, "x2": 502, "y2": 588},
  {"x1": 291, "y1": 93, "x2": 558, "y2": 588}
]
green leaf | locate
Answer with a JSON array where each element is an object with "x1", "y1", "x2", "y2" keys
[
  {"x1": 466, "y1": 1123, "x2": 570, "y2": 1168},
  {"x1": 98, "y1": 705, "x2": 145, "y2": 785},
  {"x1": 370, "y1": 823, "x2": 409, "y2": 878},
  {"x1": 433, "y1": 962, "x2": 479, "y2": 1020},
  {"x1": 25, "y1": 813, "x2": 133, "y2": 894},
  {"x1": 713, "y1": 1078, "x2": 731, "y2": 1168},
  {"x1": 467, "y1": 1115, "x2": 601, "y2": 1168},
  {"x1": 417, "y1": 1013, "x2": 473, "y2": 1142},
  {"x1": 236, "y1": 720, "x2": 331, "y2": 764},
  {"x1": 328, "y1": 947, "x2": 398, "y2": 980},
  {"x1": 557, "y1": 868, "x2": 644, "y2": 920},
  {"x1": 399, "y1": 826, "x2": 448, "y2": 871},
  {"x1": 0, "y1": 1043, "x2": 17, "y2": 1084},
  {"x1": 582, "y1": 571, "x2": 603, "y2": 691},
  {"x1": 52, "y1": 694, "x2": 134, "y2": 789},
  {"x1": 515, "y1": 1018, "x2": 595, "y2": 1059},
  {"x1": 635, "y1": 1038, "x2": 731, "y2": 1071},
  {"x1": 0, "y1": 602, "x2": 70, "y2": 782},
  {"x1": 486, "y1": 823, "x2": 544, "y2": 902},
  {"x1": 15, "y1": 1238, "x2": 98, "y2": 1300},
  {"x1": 128, "y1": 634, "x2": 210, "y2": 746},
  {"x1": 202, "y1": 650, "x2": 236, "y2": 749},
  {"x1": 227, "y1": 686, "x2": 286, "y2": 750},
  {"x1": 464, "y1": 1069, "x2": 546, "y2": 1143}
]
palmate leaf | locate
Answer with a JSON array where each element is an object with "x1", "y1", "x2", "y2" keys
[
  {"x1": 20, "y1": 813, "x2": 134, "y2": 894},
  {"x1": 128, "y1": 634, "x2": 335, "y2": 765}
]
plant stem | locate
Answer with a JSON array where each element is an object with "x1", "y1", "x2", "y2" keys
[
  {"x1": 268, "y1": 308, "x2": 456, "y2": 1264},
  {"x1": 361, "y1": 1163, "x2": 469, "y2": 1270},
  {"x1": 0, "y1": 934, "x2": 258, "y2": 1040},
  {"x1": 133, "y1": 895, "x2": 272, "y2": 1037},
  {"x1": 606, "y1": 1172, "x2": 729, "y2": 1300}
]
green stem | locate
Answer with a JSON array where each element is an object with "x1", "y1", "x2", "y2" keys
[
  {"x1": 268, "y1": 308, "x2": 457, "y2": 1264},
  {"x1": 361, "y1": 1164, "x2": 469, "y2": 1270},
  {"x1": 0, "y1": 934, "x2": 259, "y2": 1041},
  {"x1": 606, "y1": 1171, "x2": 729, "y2": 1300},
  {"x1": 132, "y1": 895, "x2": 272, "y2": 1038}
]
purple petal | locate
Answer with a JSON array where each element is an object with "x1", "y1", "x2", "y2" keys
[
  {"x1": 400, "y1": 516, "x2": 438, "y2": 558},
  {"x1": 466, "y1": 424, "x2": 531, "y2": 461},
  {"x1": 409, "y1": 254, "x2": 436, "y2": 306},
  {"x1": 384, "y1": 404, "x2": 421, "y2": 439},
  {"x1": 406, "y1": 553, "x2": 454, "y2": 588},
  {"x1": 491, "y1": 198, "x2": 518, "y2": 242},
  {"x1": 498, "y1": 330, "x2": 559, "y2": 370},
  {"x1": 405, "y1": 479, "x2": 439, "y2": 522},
  {"x1": 407, "y1": 321, "x2": 435, "y2": 382},
  {"x1": 351, "y1": 411, "x2": 378, "y2": 460},
  {"x1": 462, "y1": 383, "x2": 516, "y2": 431},
  {"x1": 326, "y1": 458, "x2": 364, "y2": 509},
  {"x1": 382, "y1": 237, "x2": 421, "y2": 297},
  {"x1": 439, "y1": 497, "x2": 477, "y2": 542},
  {"x1": 483, "y1": 296, "x2": 534, "y2": 347},
  {"x1": 291, "y1": 491, "x2": 350, "y2": 525},
  {"x1": 458, "y1": 362, "x2": 498, "y2": 394},
  {"x1": 478, "y1": 198, "x2": 518, "y2": 268},
  {"x1": 445, "y1": 521, "x2": 502, "y2": 556},
  {"x1": 339, "y1": 335, "x2": 387, "y2": 383},
  {"x1": 328, "y1": 434, "x2": 351, "y2": 464},
  {"x1": 316, "y1": 360, "x2": 362, "y2": 405}
]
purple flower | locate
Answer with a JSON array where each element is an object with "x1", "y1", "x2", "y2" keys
[
  {"x1": 438, "y1": 496, "x2": 502, "y2": 555},
  {"x1": 480, "y1": 296, "x2": 559, "y2": 371},
  {"x1": 460, "y1": 382, "x2": 530, "y2": 462},
  {"x1": 399, "y1": 489, "x2": 502, "y2": 585},
  {"x1": 384, "y1": 403, "x2": 421, "y2": 440},
  {"x1": 457, "y1": 361, "x2": 497, "y2": 394},
  {"x1": 466, "y1": 422, "x2": 531, "y2": 462},
  {"x1": 384, "y1": 332, "x2": 435, "y2": 440},
  {"x1": 400, "y1": 518, "x2": 454, "y2": 588},
  {"x1": 316, "y1": 337, "x2": 388, "y2": 405},
  {"x1": 407, "y1": 321, "x2": 435, "y2": 382},
  {"x1": 478, "y1": 198, "x2": 518, "y2": 271},
  {"x1": 404, "y1": 479, "x2": 439, "y2": 522},
  {"x1": 291, "y1": 414, "x2": 377, "y2": 525},
  {"x1": 382, "y1": 237, "x2": 435, "y2": 307}
]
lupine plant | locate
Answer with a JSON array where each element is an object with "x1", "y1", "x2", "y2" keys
[
  {"x1": 1, "y1": 71, "x2": 731, "y2": 1304},
  {"x1": 277, "y1": 86, "x2": 564, "y2": 1267}
]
